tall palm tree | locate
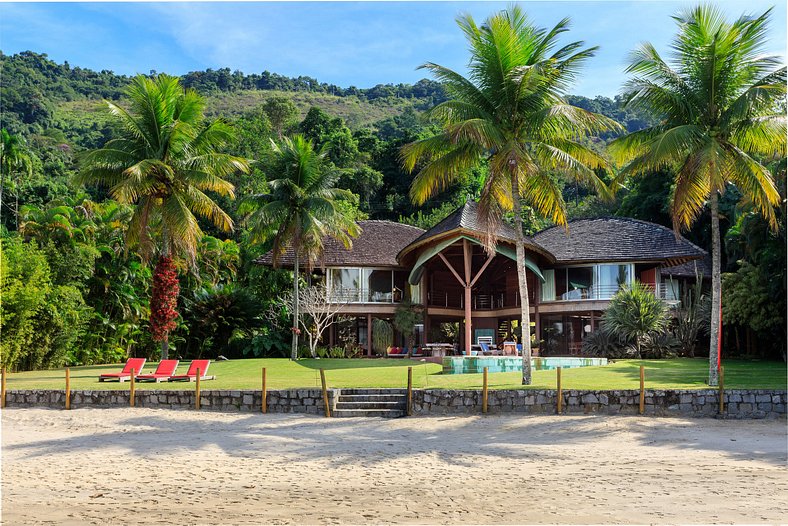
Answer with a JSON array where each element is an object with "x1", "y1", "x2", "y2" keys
[
  {"x1": 401, "y1": 6, "x2": 619, "y2": 384},
  {"x1": 0, "y1": 128, "x2": 34, "y2": 229},
  {"x1": 609, "y1": 5, "x2": 785, "y2": 385},
  {"x1": 78, "y1": 74, "x2": 249, "y2": 359},
  {"x1": 242, "y1": 134, "x2": 360, "y2": 360}
]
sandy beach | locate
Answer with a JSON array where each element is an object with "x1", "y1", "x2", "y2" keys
[{"x1": 2, "y1": 408, "x2": 786, "y2": 525}]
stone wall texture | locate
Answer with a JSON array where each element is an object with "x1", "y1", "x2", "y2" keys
[{"x1": 3, "y1": 388, "x2": 785, "y2": 418}]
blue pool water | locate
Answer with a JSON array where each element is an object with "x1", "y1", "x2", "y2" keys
[{"x1": 442, "y1": 356, "x2": 608, "y2": 374}]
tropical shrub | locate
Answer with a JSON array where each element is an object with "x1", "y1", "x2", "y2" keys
[
  {"x1": 602, "y1": 281, "x2": 670, "y2": 358},
  {"x1": 372, "y1": 318, "x2": 394, "y2": 355}
]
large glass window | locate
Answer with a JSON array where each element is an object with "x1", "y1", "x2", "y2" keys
[
  {"x1": 393, "y1": 271, "x2": 408, "y2": 303},
  {"x1": 364, "y1": 269, "x2": 393, "y2": 302},
  {"x1": 595, "y1": 264, "x2": 632, "y2": 299},
  {"x1": 564, "y1": 267, "x2": 593, "y2": 300},
  {"x1": 330, "y1": 268, "x2": 361, "y2": 301}
]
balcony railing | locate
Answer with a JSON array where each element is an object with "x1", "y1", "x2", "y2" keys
[
  {"x1": 328, "y1": 288, "x2": 407, "y2": 304},
  {"x1": 549, "y1": 283, "x2": 678, "y2": 302}
]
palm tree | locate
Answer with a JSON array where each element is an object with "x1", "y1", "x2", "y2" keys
[
  {"x1": 401, "y1": 6, "x2": 619, "y2": 384},
  {"x1": 0, "y1": 128, "x2": 35, "y2": 229},
  {"x1": 78, "y1": 74, "x2": 249, "y2": 359},
  {"x1": 603, "y1": 282, "x2": 670, "y2": 358},
  {"x1": 242, "y1": 134, "x2": 360, "y2": 360},
  {"x1": 609, "y1": 5, "x2": 785, "y2": 385}
]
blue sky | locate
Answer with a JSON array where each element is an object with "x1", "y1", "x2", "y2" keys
[{"x1": 2, "y1": 1, "x2": 786, "y2": 97}]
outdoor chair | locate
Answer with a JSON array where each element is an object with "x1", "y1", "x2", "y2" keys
[
  {"x1": 99, "y1": 358, "x2": 147, "y2": 382},
  {"x1": 479, "y1": 342, "x2": 491, "y2": 355},
  {"x1": 168, "y1": 360, "x2": 215, "y2": 382},
  {"x1": 136, "y1": 360, "x2": 180, "y2": 382}
]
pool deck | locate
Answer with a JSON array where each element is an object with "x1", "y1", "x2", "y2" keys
[{"x1": 442, "y1": 356, "x2": 608, "y2": 374}]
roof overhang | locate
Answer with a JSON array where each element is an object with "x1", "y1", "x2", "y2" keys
[{"x1": 407, "y1": 234, "x2": 545, "y2": 286}]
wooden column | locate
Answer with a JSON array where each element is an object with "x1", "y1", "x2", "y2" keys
[
  {"x1": 463, "y1": 239, "x2": 472, "y2": 355},
  {"x1": 590, "y1": 310, "x2": 595, "y2": 332},
  {"x1": 367, "y1": 313, "x2": 373, "y2": 356}
]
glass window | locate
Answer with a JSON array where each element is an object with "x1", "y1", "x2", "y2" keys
[
  {"x1": 555, "y1": 268, "x2": 568, "y2": 300},
  {"x1": 564, "y1": 267, "x2": 593, "y2": 300},
  {"x1": 364, "y1": 269, "x2": 393, "y2": 302},
  {"x1": 393, "y1": 271, "x2": 408, "y2": 303},
  {"x1": 330, "y1": 268, "x2": 361, "y2": 302},
  {"x1": 595, "y1": 264, "x2": 632, "y2": 299},
  {"x1": 541, "y1": 269, "x2": 555, "y2": 302}
]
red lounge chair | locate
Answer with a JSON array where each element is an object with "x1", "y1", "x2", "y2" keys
[
  {"x1": 168, "y1": 360, "x2": 215, "y2": 382},
  {"x1": 136, "y1": 360, "x2": 180, "y2": 383},
  {"x1": 99, "y1": 358, "x2": 147, "y2": 383}
]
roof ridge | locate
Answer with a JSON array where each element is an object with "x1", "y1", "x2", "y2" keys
[{"x1": 359, "y1": 219, "x2": 425, "y2": 231}]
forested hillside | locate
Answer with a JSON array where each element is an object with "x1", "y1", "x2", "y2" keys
[{"x1": 1, "y1": 50, "x2": 784, "y2": 370}]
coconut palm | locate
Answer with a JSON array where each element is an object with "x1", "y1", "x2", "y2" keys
[
  {"x1": 602, "y1": 282, "x2": 670, "y2": 358},
  {"x1": 401, "y1": 6, "x2": 620, "y2": 384},
  {"x1": 242, "y1": 134, "x2": 360, "y2": 360},
  {"x1": 609, "y1": 5, "x2": 785, "y2": 385},
  {"x1": 0, "y1": 128, "x2": 35, "y2": 229},
  {"x1": 78, "y1": 74, "x2": 249, "y2": 359}
]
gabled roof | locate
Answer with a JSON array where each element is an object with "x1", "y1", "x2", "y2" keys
[
  {"x1": 255, "y1": 220, "x2": 424, "y2": 268},
  {"x1": 399, "y1": 200, "x2": 553, "y2": 262},
  {"x1": 532, "y1": 217, "x2": 707, "y2": 265}
]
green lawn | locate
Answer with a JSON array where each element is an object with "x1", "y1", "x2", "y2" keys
[{"x1": 4, "y1": 358, "x2": 785, "y2": 391}]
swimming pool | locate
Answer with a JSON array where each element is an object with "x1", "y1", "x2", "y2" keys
[{"x1": 441, "y1": 356, "x2": 608, "y2": 374}]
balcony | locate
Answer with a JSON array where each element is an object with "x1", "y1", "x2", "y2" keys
[
  {"x1": 548, "y1": 283, "x2": 678, "y2": 303},
  {"x1": 328, "y1": 288, "x2": 408, "y2": 304}
]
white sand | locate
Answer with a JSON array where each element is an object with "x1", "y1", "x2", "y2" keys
[{"x1": 2, "y1": 408, "x2": 787, "y2": 525}]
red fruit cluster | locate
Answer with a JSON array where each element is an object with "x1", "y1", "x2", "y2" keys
[{"x1": 150, "y1": 256, "x2": 180, "y2": 342}]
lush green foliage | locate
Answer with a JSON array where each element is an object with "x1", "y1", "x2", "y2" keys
[
  {"x1": 602, "y1": 282, "x2": 671, "y2": 358},
  {"x1": 1, "y1": 3, "x2": 785, "y2": 368}
]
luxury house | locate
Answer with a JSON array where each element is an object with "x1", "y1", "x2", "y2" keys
[{"x1": 257, "y1": 201, "x2": 707, "y2": 356}]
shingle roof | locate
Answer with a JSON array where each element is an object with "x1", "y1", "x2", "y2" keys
[
  {"x1": 255, "y1": 220, "x2": 425, "y2": 268},
  {"x1": 401, "y1": 200, "x2": 552, "y2": 260},
  {"x1": 532, "y1": 217, "x2": 707, "y2": 265},
  {"x1": 661, "y1": 255, "x2": 712, "y2": 278}
]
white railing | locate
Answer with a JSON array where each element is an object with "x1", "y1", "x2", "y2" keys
[
  {"x1": 328, "y1": 288, "x2": 407, "y2": 304},
  {"x1": 549, "y1": 283, "x2": 678, "y2": 302}
]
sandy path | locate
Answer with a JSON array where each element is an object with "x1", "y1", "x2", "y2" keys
[{"x1": 2, "y1": 408, "x2": 786, "y2": 525}]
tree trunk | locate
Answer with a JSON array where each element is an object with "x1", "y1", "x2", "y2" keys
[
  {"x1": 160, "y1": 232, "x2": 171, "y2": 360},
  {"x1": 291, "y1": 251, "x2": 300, "y2": 360},
  {"x1": 511, "y1": 173, "x2": 533, "y2": 385},
  {"x1": 708, "y1": 192, "x2": 721, "y2": 386}
]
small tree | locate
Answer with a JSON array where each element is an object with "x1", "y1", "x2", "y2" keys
[
  {"x1": 674, "y1": 275, "x2": 710, "y2": 357},
  {"x1": 393, "y1": 300, "x2": 424, "y2": 353},
  {"x1": 603, "y1": 282, "x2": 670, "y2": 358},
  {"x1": 282, "y1": 284, "x2": 347, "y2": 358},
  {"x1": 372, "y1": 318, "x2": 394, "y2": 355}
]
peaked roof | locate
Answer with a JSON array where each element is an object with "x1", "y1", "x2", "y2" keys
[
  {"x1": 400, "y1": 200, "x2": 552, "y2": 261},
  {"x1": 255, "y1": 220, "x2": 424, "y2": 268},
  {"x1": 532, "y1": 217, "x2": 707, "y2": 265},
  {"x1": 661, "y1": 255, "x2": 712, "y2": 278}
]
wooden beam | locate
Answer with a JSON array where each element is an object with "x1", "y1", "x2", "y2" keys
[
  {"x1": 469, "y1": 253, "x2": 495, "y2": 288},
  {"x1": 463, "y1": 239, "x2": 472, "y2": 285},
  {"x1": 367, "y1": 313, "x2": 373, "y2": 356},
  {"x1": 438, "y1": 252, "x2": 465, "y2": 286}
]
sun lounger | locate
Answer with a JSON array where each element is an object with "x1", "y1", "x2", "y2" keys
[
  {"x1": 99, "y1": 358, "x2": 147, "y2": 382},
  {"x1": 168, "y1": 360, "x2": 215, "y2": 382},
  {"x1": 479, "y1": 342, "x2": 491, "y2": 355},
  {"x1": 136, "y1": 360, "x2": 180, "y2": 382}
]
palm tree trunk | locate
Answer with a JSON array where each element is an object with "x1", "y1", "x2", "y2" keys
[
  {"x1": 708, "y1": 192, "x2": 721, "y2": 386},
  {"x1": 511, "y1": 173, "x2": 533, "y2": 385},
  {"x1": 291, "y1": 251, "x2": 300, "y2": 360}
]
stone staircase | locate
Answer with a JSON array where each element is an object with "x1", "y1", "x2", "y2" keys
[{"x1": 333, "y1": 389, "x2": 408, "y2": 418}]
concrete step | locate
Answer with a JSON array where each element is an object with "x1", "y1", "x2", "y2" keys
[
  {"x1": 333, "y1": 409, "x2": 406, "y2": 418},
  {"x1": 339, "y1": 388, "x2": 408, "y2": 395},
  {"x1": 336, "y1": 401, "x2": 406, "y2": 410},
  {"x1": 338, "y1": 394, "x2": 407, "y2": 403}
]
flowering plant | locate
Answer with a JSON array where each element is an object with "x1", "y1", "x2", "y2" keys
[{"x1": 150, "y1": 256, "x2": 180, "y2": 342}]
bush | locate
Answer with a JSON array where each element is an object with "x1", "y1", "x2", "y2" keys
[
  {"x1": 640, "y1": 331, "x2": 681, "y2": 359},
  {"x1": 581, "y1": 330, "x2": 633, "y2": 359}
]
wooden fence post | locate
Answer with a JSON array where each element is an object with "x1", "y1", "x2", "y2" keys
[
  {"x1": 639, "y1": 365, "x2": 645, "y2": 415},
  {"x1": 407, "y1": 366, "x2": 413, "y2": 416},
  {"x1": 65, "y1": 368, "x2": 71, "y2": 410},
  {"x1": 130, "y1": 368, "x2": 136, "y2": 407},
  {"x1": 261, "y1": 367, "x2": 267, "y2": 414},
  {"x1": 718, "y1": 366, "x2": 725, "y2": 414},
  {"x1": 195, "y1": 368, "x2": 201, "y2": 410},
  {"x1": 556, "y1": 367, "x2": 562, "y2": 414},
  {"x1": 320, "y1": 369, "x2": 330, "y2": 417},
  {"x1": 482, "y1": 367, "x2": 488, "y2": 414},
  {"x1": 1, "y1": 368, "x2": 6, "y2": 409}
]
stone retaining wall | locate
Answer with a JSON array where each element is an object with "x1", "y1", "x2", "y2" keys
[
  {"x1": 3, "y1": 388, "x2": 785, "y2": 418},
  {"x1": 4, "y1": 389, "x2": 338, "y2": 414},
  {"x1": 412, "y1": 389, "x2": 786, "y2": 418}
]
